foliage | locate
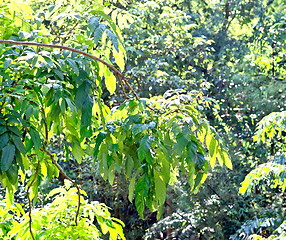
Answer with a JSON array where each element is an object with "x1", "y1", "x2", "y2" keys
[
  {"x1": 236, "y1": 111, "x2": 286, "y2": 238},
  {"x1": 254, "y1": 111, "x2": 286, "y2": 144},
  {"x1": 120, "y1": 0, "x2": 286, "y2": 238},
  {"x1": 124, "y1": 0, "x2": 215, "y2": 96},
  {"x1": 144, "y1": 210, "x2": 196, "y2": 240},
  {"x1": 230, "y1": 217, "x2": 282, "y2": 240},
  {"x1": 97, "y1": 91, "x2": 231, "y2": 219},
  {"x1": 239, "y1": 161, "x2": 286, "y2": 195},
  {"x1": 1, "y1": 182, "x2": 124, "y2": 240},
  {"x1": 0, "y1": 0, "x2": 233, "y2": 239},
  {"x1": 1, "y1": 0, "x2": 285, "y2": 238}
]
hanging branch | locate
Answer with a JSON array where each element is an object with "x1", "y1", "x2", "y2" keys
[
  {"x1": 45, "y1": 150, "x2": 81, "y2": 226},
  {"x1": 27, "y1": 160, "x2": 40, "y2": 240},
  {"x1": 40, "y1": 106, "x2": 81, "y2": 226}
]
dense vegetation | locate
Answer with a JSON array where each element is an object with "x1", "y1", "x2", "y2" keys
[{"x1": 0, "y1": 0, "x2": 285, "y2": 239}]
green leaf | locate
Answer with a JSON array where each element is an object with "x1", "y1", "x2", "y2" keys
[
  {"x1": 194, "y1": 172, "x2": 204, "y2": 190},
  {"x1": 139, "y1": 135, "x2": 154, "y2": 151},
  {"x1": 222, "y1": 150, "x2": 232, "y2": 170},
  {"x1": 132, "y1": 123, "x2": 149, "y2": 136},
  {"x1": 15, "y1": 150, "x2": 24, "y2": 172},
  {"x1": 10, "y1": 135, "x2": 26, "y2": 155},
  {"x1": 1, "y1": 143, "x2": 16, "y2": 172},
  {"x1": 135, "y1": 194, "x2": 145, "y2": 219},
  {"x1": 125, "y1": 155, "x2": 134, "y2": 179},
  {"x1": 208, "y1": 136, "x2": 217, "y2": 168},
  {"x1": 0, "y1": 133, "x2": 10, "y2": 151},
  {"x1": 54, "y1": 69, "x2": 64, "y2": 81},
  {"x1": 99, "y1": 151, "x2": 108, "y2": 181},
  {"x1": 174, "y1": 133, "x2": 188, "y2": 156},
  {"x1": 81, "y1": 95, "x2": 93, "y2": 128},
  {"x1": 104, "y1": 67, "x2": 116, "y2": 95},
  {"x1": 30, "y1": 127, "x2": 42, "y2": 149},
  {"x1": 6, "y1": 165, "x2": 18, "y2": 185},
  {"x1": 92, "y1": 10, "x2": 123, "y2": 45},
  {"x1": 88, "y1": 16, "x2": 100, "y2": 33},
  {"x1": 59, "y1": 98, "x2": 66, "y2": 113},
  {"x1": 128, "y1": 176, "x2": 136, "y2": 202},
  {"x1": 7, "y1": 126, "x2": 22, "y2": 137},
  {"x1": 93, "y1": 132, "x2": 107, "y2": 162},
  {"x1": 71, "y1": 140, "x2": 84, "y2": 164},
  {"x1": 114, "y1": 47, "x2": 125, "y2": 72},
  {"x1": 75, "y1": 81, "x2": 91, "y2": 109},
  {"x1": 65, "y1": 98, "x2": 76, "y2": 113},
  {"x1": 138, "y1": 135, "x2": 154, "y2": 162},
  {"x1": 106, "y1": 29, "x2": 119, "y2": 52},
  {"x1": 186, "y1": 141, "x2": 197, "y2": 164},
  {"x1": 94, "y1": 24, "x2": 106, "y2": 44},
  {"x1": 188, "y1": 162, "x2": 195, "y2": 190},
  {"x1": 108, "y1": 162, "x2": 115, "y2": 185},
  {"x1": 3, "y1": 58, "x2": 12, "y2": 70},
  {"x1": 197, "y1": 153, "x2": 205, "y2": 167},
  {"x1": 154, "y1": 170, "x2": 167, "y2": 206},
  {"x1": 66, "y1": 59, "x2": 79, "y2": 75},
  {"x1": 0, "y1": 126, "x2": 7, "y2": 135}
]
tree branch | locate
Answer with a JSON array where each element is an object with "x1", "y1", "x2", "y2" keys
[
  {"x1": 27, "y1": 160, "x2": 40, "y2": 240},
  {"x1": 0, "y1": 40, "x2": 156, "y2": 111},
  {"x1": 115, "y1": 71, "x2": 129, "y2": 99},
  {"x1": 223, "y1": 10, "x2": 237, "y2": 32},
  {"x1": 61, "y1": 21, "x2": 79, "y2": 44},
  {"x1": 0, "y1": 40, "x2": 133, "y2": 99},
  {"x1": 40, "y1": 106, "x2": 49, "y2": 145},
  {"x1": 45, "y1": 149, "x2": 81, "y2": 226}
]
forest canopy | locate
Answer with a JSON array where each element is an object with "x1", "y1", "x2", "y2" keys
[{"x1": 0, "y1": 0, "x2": 286, "y2": 239}]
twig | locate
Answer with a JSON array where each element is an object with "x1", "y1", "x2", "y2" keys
[
  {"x1": 27, "y1": 160, "x2": 40, "y2": 240},
  {"x1": 121, "y1": 76, "x2": 140, "y2": 101},
  {"x1": 135, "y1": 76, "x2": 141, "y2": 89},
  {"x1": 40, "y1": 106, "x2": 49, "y2": 144},
  {"x1": 0, "y1": 71, "x2": 23, "y2": 113},
  {"x1": 45, "y1": 149, "x2": 81, "y2": 226},
  {"x1": 223, "y1": 10, "x2": 237, "y2": 32},
  {"x1": 61, "y1": 21, "x2": 79, "y2": 44},
  {"x1": 115, "y1": 71, "x2": 129, "y2": 99},
  {"x1": 0, "y1": 101, "x2": 6, "y2": 114}
]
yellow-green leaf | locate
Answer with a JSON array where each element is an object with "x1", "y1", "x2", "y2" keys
[
  {"x1": 128, "y1": 176, "x2": 136, "y2": 202},
  {"x1": 114, "y1": 47, "x2": 125, "y2": 71},
  {"x1": 104, "y1": 67, "x2": 116, "y2": 95}
]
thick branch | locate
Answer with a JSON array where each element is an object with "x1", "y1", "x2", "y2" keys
[
  {"x1": 0, "y1": 40, "x2": 157, "y2": 111},
  {"x1": 0, "y1": 40, "x2": 116, "y2": 74}
]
